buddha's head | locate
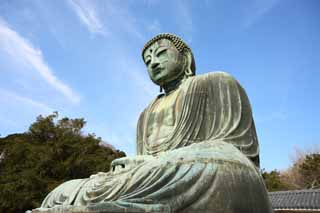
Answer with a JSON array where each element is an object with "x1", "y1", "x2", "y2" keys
[{"x1": 142, "y1": 33, "x2": 196, "y2": 88}]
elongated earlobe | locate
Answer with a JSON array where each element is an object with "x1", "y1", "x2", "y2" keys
[{"x1": 184, "y1": 52, "x2": 193, "y2": 77}]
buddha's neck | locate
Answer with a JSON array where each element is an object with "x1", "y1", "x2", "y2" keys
[{"x1": 163, "y1": 74, "x2": 185, "y2": 95}]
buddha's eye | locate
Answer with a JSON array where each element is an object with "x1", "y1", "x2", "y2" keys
[
  {"x1": 156, "y1": 48, "x2": 167, "y2": 56},
  {"x1": 145, "y1": 59, "x2": 151, "y2": 66}
]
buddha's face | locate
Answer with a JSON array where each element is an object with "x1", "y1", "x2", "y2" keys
[{"x1": 143, "y1": 39, "x2": 184, "y2": 86}]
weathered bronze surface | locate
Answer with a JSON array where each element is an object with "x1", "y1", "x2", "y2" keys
[{"x1": 31, "y1": 33, "x2": 273, "y2": 213}]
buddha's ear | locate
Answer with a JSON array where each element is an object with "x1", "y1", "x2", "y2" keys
[{"x1": 184, "y1": 50, "x2": 193, "y2": 77}]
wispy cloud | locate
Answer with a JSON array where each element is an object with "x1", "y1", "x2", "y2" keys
[
  {"x1": 244, "y1": 0, "x2": 280, "y2": 29},
  {"x1": 68, "y1": 0, "x2": 107, "y2": 36},
  {"x1": 173, "y1": 0, "x2": 193, "y2": 42},
  {"x1": 0, "y1": 89, "x2": 53, "y2": 113},
  {"x1": 84, "y1": 121, "x2": 136, "y2": 155},
  {"x1": 68, "y1": 1, "x2": 144, "y2": 40},
  {"x1": 118, "y1": 57, "x2": 156, "y2": 98},
  {"x1": 0, "y1": 18, "x2": 80, "y2": 103},
  {"x1": 148, "y1": 20, "x2": 161, "y2": 34}
]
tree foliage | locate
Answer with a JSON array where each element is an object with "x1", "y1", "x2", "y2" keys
[
  {"x1": 261, "y1": 169, "x2": 292, "y2": 192},
  {"x1": 299, "y1": 153, "x2": 320, "y2": 189},
  {"x1": 0, "y1": 112, "x2": 126, "y2": 213},
  {"x1": 262, "y1": 147, "x2": 320, "y2": 192}
]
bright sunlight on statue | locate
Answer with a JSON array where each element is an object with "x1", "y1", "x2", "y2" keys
[{"x1": 31, "y1": 33, "x2": 273, "y2": 213}]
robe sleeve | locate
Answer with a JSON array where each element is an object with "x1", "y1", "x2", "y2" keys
[
  {"x1": 136, "y1": 109, "x2": 146, "y2": 155},
  {"x1": 196, "y1": 72, "x2": 260, "y2": 167},
  {"x1": 135, "y1": 71, "x2": 260, "y2": 167}
]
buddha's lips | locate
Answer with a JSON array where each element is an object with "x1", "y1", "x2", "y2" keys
[{"x1": 152, "y1": 68, "x2": 163, "y2": 75}]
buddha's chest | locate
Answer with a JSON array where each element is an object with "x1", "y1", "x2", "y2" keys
[{"x1": 146, "y1": 90, "x2": 181, "y2": 145}]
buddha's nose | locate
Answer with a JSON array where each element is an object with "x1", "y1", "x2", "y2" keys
[{"x1": 151, "y1": 61, "x2": 160, "y2": 69}]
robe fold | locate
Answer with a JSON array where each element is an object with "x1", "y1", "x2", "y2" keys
[
  {"x1": 137, "y1": 72, "x2": 260, "y2": 167},
  {"x1": 35, "y1": 72, "x2": 272, "y2": 213}
]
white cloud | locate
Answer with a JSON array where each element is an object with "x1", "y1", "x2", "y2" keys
[
  {"x1": 118, "y1": 57, "x2": 156, "y2": 98},
  {"x1": 68, "y1": 0, "x2": 107, "y2": 36},
  {"x1": 84, "y1": 121, "x2": 136, "y2": 155},
  {"x1": 175, "y1": 0, "x2": 193, "y2": 41},
  {"x1": 148, "y1": 20, "x2": 161, "y2": 34},
  {"x1": 0, "y1": 89, "x2": 53, "y2": 113},
  {"x1": 244, "y1": 0, "x2": 280, "y2": 29},
  {"x1": 68, "y1": 1, "x2": 145, "y2": 40},
  {"x1": 0, "y1": 18, "x2": 80, "y2": 103}
]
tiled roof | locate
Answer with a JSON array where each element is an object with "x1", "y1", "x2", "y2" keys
[{"x1": 269, "y1": 190, "x2": 320, "y2": 210}]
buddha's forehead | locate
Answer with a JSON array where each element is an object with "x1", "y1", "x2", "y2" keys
[{"x1": 143, "y1": 39, "x2": 174, "y2": 58}]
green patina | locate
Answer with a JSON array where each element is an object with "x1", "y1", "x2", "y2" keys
[{"x1": 30, "y1": 33, "x2": 273, "y2": 213}]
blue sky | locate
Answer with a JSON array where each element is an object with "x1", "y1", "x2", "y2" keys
[{"x1": 0, "y1": 0, "x2": 319, "y2": 171}]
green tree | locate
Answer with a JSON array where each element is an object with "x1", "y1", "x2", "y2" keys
[
  {"x1": 261, "y1": 169, "x2": 291, "y2": 192},
  {"x1": 0, "y1": 113, "x2": 125, "y2": 213},
  {"x1": 280, "y1": 147, "x2": 320, "y2": 190},
  {"x1": 299, "y1": 153, "x2": 320, "y2": 189}
]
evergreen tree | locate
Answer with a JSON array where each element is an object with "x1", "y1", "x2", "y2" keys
[
  {"x1": 0, "y1": 112, "x2": 125, "y2": 213},
  {"x1": 299, "y1": 153, "x2": 320, "y2": 189},
  {"x1": 261, "y1": 169, "x2": 291, "y2": 192}
]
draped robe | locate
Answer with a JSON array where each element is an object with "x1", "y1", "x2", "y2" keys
[{"x1": 34, "y1": 72, "x2": 273, "y2": 213}]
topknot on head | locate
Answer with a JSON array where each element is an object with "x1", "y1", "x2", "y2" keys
[{"x1": 142, "y1": 33, "x2": 191, "y2": 56}]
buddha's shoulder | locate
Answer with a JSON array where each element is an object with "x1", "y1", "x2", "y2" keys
[{"x1": 190, "y1": 71, "x2": 239, "y2": 85}]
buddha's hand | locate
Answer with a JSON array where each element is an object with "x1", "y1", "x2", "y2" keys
[{"x1": 111, "y1": 155, "x2": 154, "y2": 173}]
